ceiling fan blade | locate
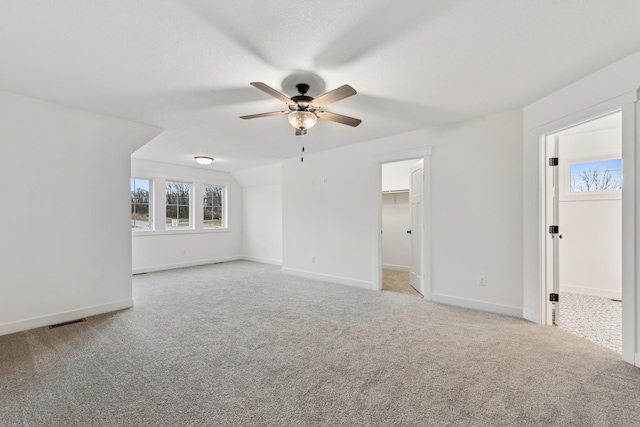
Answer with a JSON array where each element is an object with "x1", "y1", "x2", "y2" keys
[
  {"x1": 295, "y1": 128, "x2": 307, "y2": 136},
  {"x1": 240, "y1": 111, "x2": 288, "y2": 120},
  {"x1": 312, "y1": 85, "x2": 357, "y2": 107},
  {"x1": 316, "y1": 111, "x2": 362, "y2": 127},
  {"x1": 250, "y1": 82, "x2": 295, "y2": 105}
]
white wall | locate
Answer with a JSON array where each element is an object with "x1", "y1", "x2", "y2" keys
[
  {"x1": 234, "y1": 163, "x2": 283, "y2": 265},
  {"x1": 282, "y1": 109, "x2": 524, "y2": 316},
  {"x1": 131, "y1": 159, "x2": 243, "y2": 273},
  {"x1": 0, "y1": 90, "x2": 161, "y2": 336},
  {"x1": 559, "y1": 199, "x2": 621, "y2": 299},
  {"x1": 381, "y1": 160, "x2": 415, "y2": 271},
  {"x1": 558, "y1": 128, "x2": 621, "y2": 299},
  {"x1": 381, "y1": 192, "x2": 410, "y2": 271},
  {"x1": 381, "y1": 159, "x2": 415, "y2": 192}
]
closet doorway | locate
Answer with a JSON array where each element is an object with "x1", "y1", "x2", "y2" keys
[{"x1": 381, "y1": 159, "x2": 423, "y2": 297}]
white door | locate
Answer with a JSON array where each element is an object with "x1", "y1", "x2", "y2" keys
[
  {"x1": 546, "y1": 135, "x2": 560, "y2": 325},
  {"x1": 409, "y1": 160, "x2": 423, "y2": 294}
]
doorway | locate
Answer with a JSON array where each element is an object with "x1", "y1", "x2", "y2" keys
[
  {"x1": 544, "y1": 111, "x2": 622, "y2": 353},
  {"x1": 374, "y1": 148, "x2": 431, "y2": 299},
  {"x1": 380, "y1": 158, "x2": 423, "y2": 297}
]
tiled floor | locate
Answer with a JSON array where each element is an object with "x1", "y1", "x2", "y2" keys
[{"x1": 559, "y1": 292, "x2": 622, "y2": 354}]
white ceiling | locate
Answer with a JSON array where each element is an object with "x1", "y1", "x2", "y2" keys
[{"x1": 2, "y1": 1, "x2": 640, "y2": 172}]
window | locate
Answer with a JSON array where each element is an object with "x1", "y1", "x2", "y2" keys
[
  {"x1": 204, "y1": 184, "x2": 225, "y2": 228},
  {"x1": 166, "y1": 181, "x2": 191, "y2": 229},
  {"x1": 570, "y1": 159, "x2": 622, "y2": 192},
  {"x1": 131, "y1": 178, "x2": 152, "y2": 230}
]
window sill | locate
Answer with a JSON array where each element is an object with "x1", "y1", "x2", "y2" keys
[
  {"x1": 560, "y1": 191, "x2": 621, "y2": 202},
  {"x1": 132, "y1": 228, "x2": 231, "y2": 237}
]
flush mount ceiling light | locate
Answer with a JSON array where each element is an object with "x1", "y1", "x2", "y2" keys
[{"x1": 194, "y1": 156, "x2": 214, "y2": 165}]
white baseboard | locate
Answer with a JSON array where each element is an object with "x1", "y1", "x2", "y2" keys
[
  {"x1": 382, "y1": 264, "x2": 409, "y2": 272},
  {"x1": 0, "y1": 299, "x2": 133, "y2": 337},
  {"x1": 132, "y1": 256, "x2": 242, "y2": 274},
  {"x1": 523, "y1": 308, "x2": 540, "y2": 324},
  {"x1": 431, "y1": 293, "x2": 523, "y2": 318},
  {"x1": 560, "y1": 284, "x2": 621, "y2": 300},
  {"x1": 281, "y1": 267, "x2": 374, "y2": 291},
  {"x1": 241, "y1": 256, "x2": 283, "y2": 266}
]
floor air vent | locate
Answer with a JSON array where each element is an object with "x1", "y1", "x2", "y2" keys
[{"x1": 49, "y1": 318, "x2": 87, "y2": 329}]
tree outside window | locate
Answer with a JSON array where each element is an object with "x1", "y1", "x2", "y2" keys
[
  {"x1": 131, "y1": 178, "x2": 151, "y2": 230},
  {"x1": 204, "y1": 185, "x2": 224, "y2": 228},
  {"x1": 570, "y1": 159, "x2": 622, "y2": 192},
  {"x1": 166, "y1": 181, "x2": 191, "y2": 228}
]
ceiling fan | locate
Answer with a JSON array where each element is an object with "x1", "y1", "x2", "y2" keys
[{"x1": 240, "y1": 82, "x2": 362, "y2": 135}]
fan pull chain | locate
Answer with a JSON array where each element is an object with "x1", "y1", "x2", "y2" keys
[{"x1": 301, "y1": 133, "x2": 305, "y2": 162}]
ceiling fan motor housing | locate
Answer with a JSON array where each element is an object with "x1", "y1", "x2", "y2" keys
[
  {"x1": 296, "y1": 83, "x2": 310, "y2": 95},
  {"x1": 291, "y1": 84, "x2": 314, "y2": 110}
]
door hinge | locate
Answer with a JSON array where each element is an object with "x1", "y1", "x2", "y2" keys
[
  {"x1": 549, "y1": 157, "x2": 559, "y2": 166},
  {"x1": 549, "y1": 293, "x2": 559, "y2": 302},
  {"x1": 549, "y1": 225, "x2": 559, "y2": 234}
]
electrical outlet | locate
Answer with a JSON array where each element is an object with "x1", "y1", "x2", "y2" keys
[
  {"x1": 263, "y1": 246, "x2": 267, "y2": 253},
  {"x1": 478, "y1": 275, "x2": 486, "y2": 286},
  {"x1": 311, "y1": 256, "x2": 316, "y2": 263},
  {"x1": 181, "y1": 249, "x2": 187, "y2": 256}
]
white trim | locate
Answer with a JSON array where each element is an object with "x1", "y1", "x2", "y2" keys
[
  {"x1": 241, "y1": 256, "x2": 283, "y2": 266},
  {"x1": 0, "y1": 299, "x2": 133, "y2": 337},
  {"x1": 132, "y1": 256, "x2": 241, "y2": 274},
  {"x1": 132, "y1": 228, "x2": 232, "y2": 237},
  {"x1": 523, "y1": 309, "x2": 538, "y2": 323},
  {"x1": 621, "y1": 100, "x2": 638, "y2": 366},
  {"x1": 382, "y1": 264, "x2": 409, "y2": 272},
  {"x1": 431, "y1": 293, "x2": 522, "y2": 318},
  {"x1": 560, "y1": 285, "x2": 621, "y2": 301},
  {"x1": 373, "y1": 147, "x2": 433, "y2": 163},
  {"x1": 525, "y1": 90, "x2": 638, "y2": 133},
  {"x1": 281, "y1": 267, "x2": 373, "y2": 291}
]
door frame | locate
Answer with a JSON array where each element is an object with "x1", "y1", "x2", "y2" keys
[
  {"x1": 374, "y1": 148, "x2": 432, "y2": 298},
  {"x1": 536, "y1": 91, "x2": 638, "y2": 365},
  {"x1": 409, "y1": 159, "x2": 424, "y2": 294}
]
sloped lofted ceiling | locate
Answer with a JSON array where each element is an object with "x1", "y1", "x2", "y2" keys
[{"x1": 1, "y1": 0, "x2": 640, "y2": 172}]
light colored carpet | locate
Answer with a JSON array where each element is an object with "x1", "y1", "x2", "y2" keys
[
  {"x1": 2, "y1": 261, "x2": 640, "y2": 426},
  {"x1": 560, "y1": 292, "x2": 622, "y2": 354},
  {"x1": 382, "y1": 269, "x2": 421, "y2": 296}
]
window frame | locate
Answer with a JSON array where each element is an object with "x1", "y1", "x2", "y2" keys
[
  {"x1": 203, "y1": 183, "x2": 227, "y2": 229},
  {"x1": 165, "y1": 180, "x2": 193, "y2": 230},
  {"x1": 560, "y1": 151, "x2": 622, "y2": 202},
  {"x1": 130, "y1": 177, "x2": 153, "y2": 231}
]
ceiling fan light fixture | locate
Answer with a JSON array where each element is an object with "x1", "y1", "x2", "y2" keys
[
  {"x1": 288, "y1": 110, "x2": 317, "y2": 130},
  {"x1": 194, "y1": 156, "x2": 214, "y2": 165}
]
